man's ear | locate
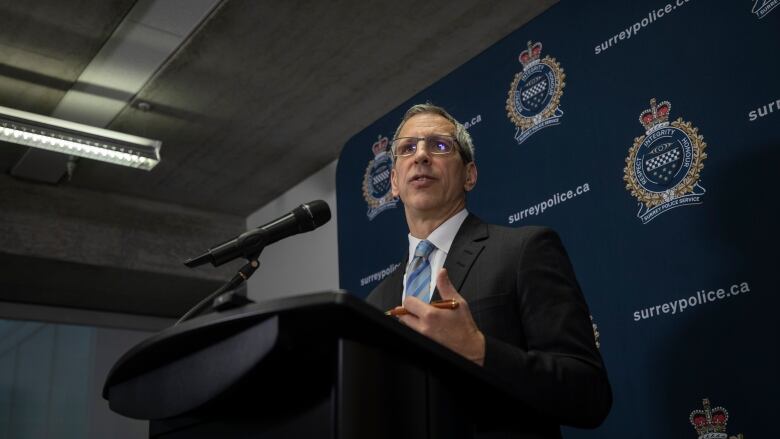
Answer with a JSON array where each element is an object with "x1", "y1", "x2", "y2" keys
[
  {"x1": 464, "y1": 162, "x2": 477, "y2": 192},
  {"x1": 391, "y1": 167, "x2": 399, "y2": 197}
]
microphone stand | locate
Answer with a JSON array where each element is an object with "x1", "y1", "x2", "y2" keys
[{"x1": 175, "y1": 253, "x2": 260, "y2": 326}]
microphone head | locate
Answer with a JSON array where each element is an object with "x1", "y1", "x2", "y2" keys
[
  {"x1": 293, "y1": 200, "x2": 330, "y2": 232},
  {"x1": 301, "y1": 200, "x2": 330, "y2": 230}
]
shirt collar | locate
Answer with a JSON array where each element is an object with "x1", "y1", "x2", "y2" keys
[{"x1": 407, "y1": 209, "x2": 469, "y2": 257}]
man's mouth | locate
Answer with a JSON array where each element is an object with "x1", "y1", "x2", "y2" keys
[{"x1": 410, "y1": 174, "x2": 434, "y2": 182}]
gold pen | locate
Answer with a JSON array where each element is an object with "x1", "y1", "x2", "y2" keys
[{"x1": 385, "y1": 299, "x2": 459, "y2": 316}]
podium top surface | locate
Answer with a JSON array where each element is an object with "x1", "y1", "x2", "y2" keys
[{"x1": 103, "y1": 291, "x2": 523, "y2": 410}]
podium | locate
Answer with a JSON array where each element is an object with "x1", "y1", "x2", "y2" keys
[{"x1": 103, "y1": 292, "x2": 530, "y2": 438}]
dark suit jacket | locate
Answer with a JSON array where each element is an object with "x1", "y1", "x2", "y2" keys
[{"x1": 367, "y1": 214, "x2": 612, "y2": 438}]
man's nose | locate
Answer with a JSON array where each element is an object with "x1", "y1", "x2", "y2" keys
[{"x1": 412, "y1": 139, "x2": 432, "y2": 163}]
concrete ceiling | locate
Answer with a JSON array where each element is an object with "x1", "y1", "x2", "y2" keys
[{"x1": 0, "y1": 0, "x2": 554, "y2": 324}]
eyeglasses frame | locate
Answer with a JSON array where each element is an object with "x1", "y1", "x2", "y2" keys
[{"x1": 390, "y1": 134, "x2": 469, "y2": 163}]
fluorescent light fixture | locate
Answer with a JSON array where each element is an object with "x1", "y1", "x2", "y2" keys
[{"x1": 0, "y1": 105, "x2": 161, "y2": 170}]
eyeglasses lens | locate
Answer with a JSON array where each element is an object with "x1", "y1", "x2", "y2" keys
[{"x1": 393, "y1": 136, "x2": 455, "y2": 157}]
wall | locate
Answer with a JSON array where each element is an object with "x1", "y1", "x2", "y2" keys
[
  {"x1": 245, "y1": 160, "x2": 339, "y2": 300},
  {"x1": 0, "y1": 319, "x2": 152, "y2": 439}
]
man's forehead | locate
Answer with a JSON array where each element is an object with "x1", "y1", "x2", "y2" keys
[{"x1": 399, "y1": 113, "x2": 455, "y2": 135}]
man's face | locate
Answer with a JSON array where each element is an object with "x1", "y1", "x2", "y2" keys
[{"x1": 391, "y1": 113, "x2": 477, "y2": 219}]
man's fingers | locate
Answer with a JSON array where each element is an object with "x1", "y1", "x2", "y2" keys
[
  {"x1": 397, "y1": 313, "x2": 420, "y2": 328},
  {"x1": 402, "y1": 295, "x2": 427, "y2": 316}
]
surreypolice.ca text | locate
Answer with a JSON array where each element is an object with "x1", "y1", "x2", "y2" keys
[
  {"x1": 594, "y1": 0, "x2": 694, "y2": 55},
  {"x1": 633, "y1": 281, "x2": 751, "y2": 322},
  {"x1": 507, "y1": 182, "x2": 590, "y2": 224},
  {"x1": 360, "y1": 262, "x2": 401, "y2": 287}
]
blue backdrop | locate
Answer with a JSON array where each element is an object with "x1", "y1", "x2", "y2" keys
[{"x1": 336, "y1": 1, "x2": 779, "y2": 437}]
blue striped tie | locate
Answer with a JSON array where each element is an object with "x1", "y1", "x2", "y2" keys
[{"x1": 406, "y1": 240, "x2": 436, "y2": 303}]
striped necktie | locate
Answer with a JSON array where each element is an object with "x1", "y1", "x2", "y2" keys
[{"x1": 406, "y1": 240, "x2": 436, "y2": 303}]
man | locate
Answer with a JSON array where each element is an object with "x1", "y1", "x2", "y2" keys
[{"x1": 366, "y1": 104, "x2": 612, "y2": 438}]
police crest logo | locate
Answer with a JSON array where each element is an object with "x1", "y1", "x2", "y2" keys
[
  {"x1": 362, "y1": 135, "x2": 398, "y2": 220},
  {"x1": 689, "y1": 398, "x2": 743, "y2": 439},
  {"x1": 506, "y1": 40, "x2": 566, "y2": 145},
  {"x1": 623, "y1": 98, "x2": 707, "y2": 224},
  {"x1": 752, "y1": 0, "x2": 779, "y2": 19}
]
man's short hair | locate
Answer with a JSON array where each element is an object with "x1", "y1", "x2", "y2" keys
[{"x1": 392, "y1": 103, "x2": 475, "y2": 164}]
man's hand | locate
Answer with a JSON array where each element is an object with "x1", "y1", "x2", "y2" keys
[{"x1": 398, "y1": 268, "x2": 486, "y2": 366}]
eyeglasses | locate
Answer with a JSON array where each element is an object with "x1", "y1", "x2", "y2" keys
[{"x1": 391, "y1": 135, "x2": 460, "y2": 158}]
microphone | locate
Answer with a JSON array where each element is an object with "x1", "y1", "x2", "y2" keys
[{"x1": 184, "y1": 200, "x2": 331, "y2": 268}]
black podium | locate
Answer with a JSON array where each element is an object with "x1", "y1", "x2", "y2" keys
[{"x1": 103, "y1": 291, "x2": 529, "y2": 438}]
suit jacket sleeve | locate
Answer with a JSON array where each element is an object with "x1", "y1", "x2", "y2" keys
[{"x1": 480, "y1": 227, "x2": 611, "y2": 428}]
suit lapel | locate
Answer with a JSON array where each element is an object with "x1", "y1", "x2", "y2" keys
[{"x1": 433, "y1": 214, "x2": 488, "y2": 301}]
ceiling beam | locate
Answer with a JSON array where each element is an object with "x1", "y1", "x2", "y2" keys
[{"x1": 0, "y1": 173, "x2": 244, "y2": 318}]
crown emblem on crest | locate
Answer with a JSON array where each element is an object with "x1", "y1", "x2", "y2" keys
[
  {"x1": 518, "y1": 40, "x2": 543, "y2": 68},
  {"x1": 689, "y1": 399, "x2": 729, "y2": 439},
  {"x1": 639, "y1": 98, "x2": 672, "y2": 131},
  {"x1": 372, "y1": 135, "x2": 389, "y2": 156}
]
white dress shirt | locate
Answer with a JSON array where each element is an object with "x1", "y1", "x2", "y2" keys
[{"x1": 402, "y1": 209, "x2": 469, "y2": 303}]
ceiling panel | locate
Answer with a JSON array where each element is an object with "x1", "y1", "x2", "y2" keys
[{"x1": 0, "y1": 0, "x2": 137, "y2": 115}]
